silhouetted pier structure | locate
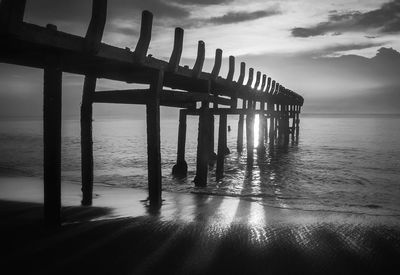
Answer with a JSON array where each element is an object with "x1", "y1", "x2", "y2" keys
[{"x1": 0, "y1": 0, "x2": 303, "y2": 225}]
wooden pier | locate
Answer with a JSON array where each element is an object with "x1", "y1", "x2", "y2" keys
[{"x1": 0, "y1": 0, "x2": 303, "y2": 225}]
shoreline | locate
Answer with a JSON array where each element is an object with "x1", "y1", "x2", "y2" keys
[
  {"x1": 1, "y1": 176, "x2": 400, "y2": 274},
  {"x1": 1, "y1": 175, "x2": 399, "y2": 226}
]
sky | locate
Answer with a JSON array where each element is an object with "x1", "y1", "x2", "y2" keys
[{"x1": 0, "y1": 0, "x2": 399, "y2": 118}]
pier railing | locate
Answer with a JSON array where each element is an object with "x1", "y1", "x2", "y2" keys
[{"x1": 0, "y1": 0, "x2": 304, "y2": 225}]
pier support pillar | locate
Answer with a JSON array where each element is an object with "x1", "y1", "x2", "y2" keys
[
  {"x1": 283, "y1": 105, "x2": 290, "y2": 146},
  {"x1": 296, "y1": 106, "x2": 301, "y2": 139},
  {"x1": 172, "y1": 110, "x2": 188, "y2": 176},
  {"x1": 291, "y1": 105, "x2": 296, "y2": 141},
  {"x1": 194, "y1": 102, "x2": 210, "y2": 187},
  {"x1": 81, "y1": 76, "x2": 96, "y2": 206},
  {"x1": 257, "y1": 114, "x2": 266, "y2": 153},
  {"x1": 237, "y1": 114, "x2": 244, "y2": 153},
  {"x1": 246, "y1": 112, "x2": 254, "y2": 164},
  {"x1": 43, "y1": 58, "x2": 62, "y2": 225},
  {"x1": 268, "y1": 104, "x2": 275, "y2": 145},
  {"x1": 146, "y1": 70, "x2": 164, "y2": 207},
  {"x1": 209, "y1": 114, "x2": 217, "y2": 162},
  {"x1": 216, "y1": 114, "x2": 227, "y2": 180}
]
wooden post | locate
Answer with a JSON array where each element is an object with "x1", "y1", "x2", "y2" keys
[
  {"x1": 168, "y1": 27, "x2": 184, "y2": 72},
  {"x1": 237, "y1": 114, "x2": 244, "y2": 153},
  {"x1": 274, "y1": 104, "x2": 279, "y2": 142},
  {"x1": 291, "y1": 105, "x2": 296, "y2": 141},
  {"x1": 216, "y1": 114, "x2": 227, "y2": 180},
  {"x1": 194, "y1": 102, "x2": 210, "y2": 187},
  {"x1": 172, "y1": 110, "x2": 188, "y2": 176},
  {"x1": 81, "y1": 76, "x2": 96, "y2": 206},
  {"x1": 268, "y1": 103, "x2": 275, "y2": 145},
  {"x1": 0, "y1": 0, "x2": 26, "y2": 33},
  {"x1": 80, "y1": 0, "x2": 107, "y2": 205},
  {"x1": 236, "y1": 62, "x2": 246, "y2": 153},
  {"x1": 257, "y1": 74, "x2": 266, "y2": 153},
  {"x1": 246, "y1": 112, "x2": 254, "y2": 164},
  {"x1": 296, "y1": 106, "x2": 301, "y2": 139},
  {"x1": 134, "y1": 10, "x2": 153, "y2": 63},
  {"x1": 146, "y1": 70, "x2": 164, "y2": 207},
  {"x1": 43, "y1": 56, "x2": 62, "y2": 225},
  {"x1": 283, "y1": 105, "x2": 290, "y2": 146},
  {"x1": 209, "y1": 114, "x2": 216, "y2": 162}
]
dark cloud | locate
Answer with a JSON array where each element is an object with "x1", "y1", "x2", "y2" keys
[
  {"x1": 170, "y1": 0, "x2": 232, "y2": 5},
  {"x1": 208, "y1": 10, "x2": 280, "y2": 25},
  {"x1": 291, "y1": 0, "x2": 400, "y2": 37},
  {"x1": 24, "y1": 0, "x2": 190, "y2": 26},
  {"x1": 316, "y1": 42, "x2": 385, "y2": 56}
]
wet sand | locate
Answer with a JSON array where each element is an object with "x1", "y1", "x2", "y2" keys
[{"x1": 1, "y1": 177, "x2": 400, "y2": 275}]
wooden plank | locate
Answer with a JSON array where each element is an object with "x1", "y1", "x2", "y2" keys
[
  {"x1": 43, "y1": 56, "x2": 62, "y2": 225},
  {"x1": 92, "y1": 89, "x2": 231, "y2": 106},
  {"x1": 146, "y1": 70, "x2": 163, "y2": 207}
]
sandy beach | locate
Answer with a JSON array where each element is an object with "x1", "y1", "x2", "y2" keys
[{"x1": 1, "y1": 176, "x2": 399, "y2": 275}]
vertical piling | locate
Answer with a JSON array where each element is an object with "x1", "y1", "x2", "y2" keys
[
  {"x1": 296, "y1": 106, "x2": 301, "y2": 139},
  {"x1": 291, "y1": 105, "x2": 296, "y2": 141},
  {"x1": 246, "y1": 112, "x2": 254, "y2": 164},
  {"x1": 268, "y1": 103, "x2": 275, "y2": 145},
  {"x1": 81, "y1": 76, "x2": 96, "y2": 206},
  {"x1": 146, "y1": 70, "x2": 164, "y2": 207},
  {"x1": 209, "y1": 114, "x2": 216, "y2": 161},
  {"x1": 216, "y1": 114, "x2": 227, "y2": 180},
  {"x1": 172, "y1": 110, "x2": 188, "y2": 176},
  {"x1": 43, "y1": 56, "x2": 62, "y2": 225},
  {"x1": 194, "y1": 102, "x2": 210, "y2": 187},
  {"x1": 283, "y1": 105, "x2": 290, "y2": 146}
]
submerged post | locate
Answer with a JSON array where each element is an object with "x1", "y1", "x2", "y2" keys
[
  {"x1": 268, "y1": 102, "x2": 275, "y2": 145},
  {"x1": 296, "y1": 106, "x2": 301, "y2": 139},
  {"x1": 216, "y1": 114, "x2": 227, "y2": 180},
  {"x1": 194, "y1": 101, "x2": 210, "y2": 187},
  {"x1": 81, "y1": 76, "x2": 96, "y2": 206},
  {"x1": 245, "y1": 68, "x2": 255, "y2": 164},
  {"x1": 147, "y1": 70, "x2": 164, "y2": 207},
  {"x1": 291, "y1": 105, "x2": 296, "y2": 141},
  {"x1": 81, "y1": 0, "x2": 107, "y2": 206},
  {"x1": 236, "y1": 62, "x2": 246, "y2": 153},
  {"x1": 172, "y1": 110, "x2": 188, "y2": 176},
  {"x1": 43, "y1": 56, "x2": 62, "y2": 225},
  {"x1": 258, "y1": 74, "x2": 267, "y2": 153}
]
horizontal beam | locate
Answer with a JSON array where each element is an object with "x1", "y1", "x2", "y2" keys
[{"x1": 92, "y1": 89, "x2": 232, "y2": 106}]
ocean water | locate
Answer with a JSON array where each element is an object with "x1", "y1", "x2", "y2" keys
[{"x1": 0, "y1": 114, "x2": 399, "y2": 216}]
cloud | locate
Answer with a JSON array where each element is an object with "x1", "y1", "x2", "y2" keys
[
  {"x1": 291, "y1": 0, "x2": 400, "y2": 37},
  {"x1": 25, "y1": 0, "x2": 190, "y2": 25},
  {"x1": 208, "y1": 10, "x2": 280, "y2": 25},
  {"x1": 170, "y1": 0, "x2": 232, "y2": 5},
  {"x1": 315, "y1": 42, "x2": 385, "y2": 56}
]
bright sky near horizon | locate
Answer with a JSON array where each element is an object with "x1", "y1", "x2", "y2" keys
[{"x1": 0, "y1": 0, "x2": 399, "y2": 116}]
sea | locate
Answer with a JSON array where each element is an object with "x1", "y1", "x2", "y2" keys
[{"x1": 1, "y1": 114, "x2": 399, "y2": 217}]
